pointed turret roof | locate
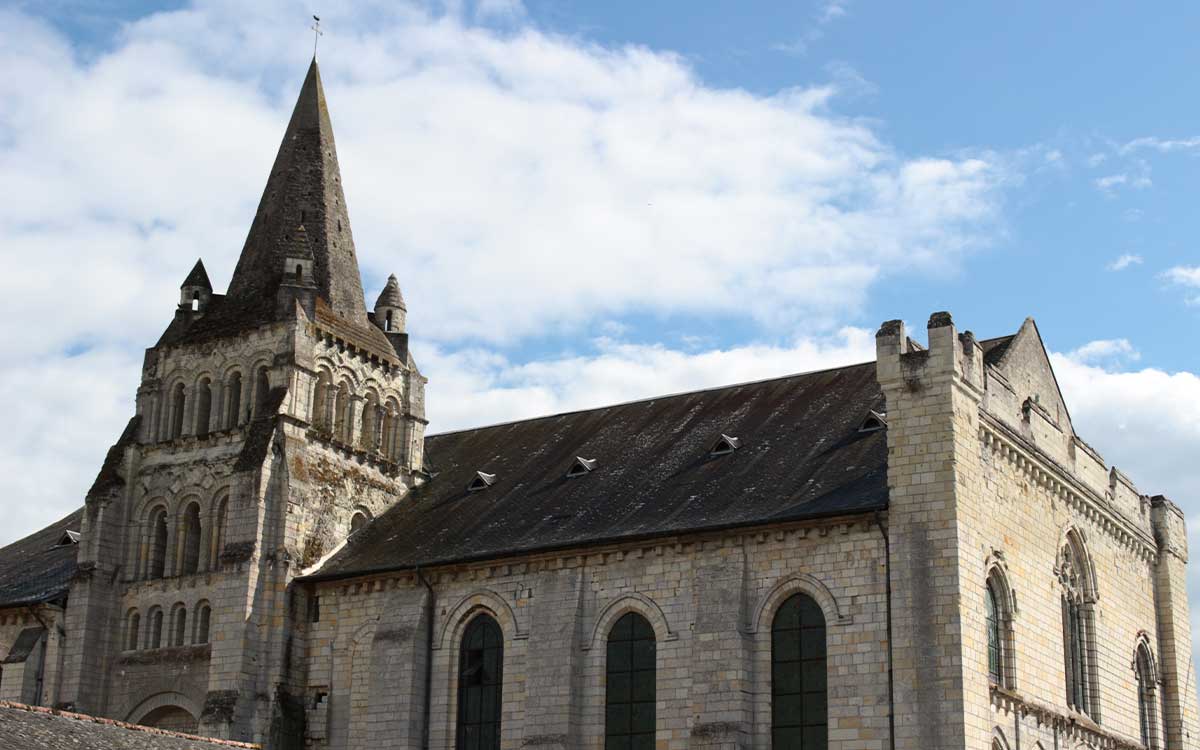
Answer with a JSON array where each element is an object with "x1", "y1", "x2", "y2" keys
[
  {"x1": 285, "y1": 224, "x2": 315, "y2": 260},
  {"x1": 224, "y1": 58, "x2": 367, "y2": 321},
  {"x1": 181, "y1": 259, "x2": 212, "y2": 290},
  {"x1": 375, "y1": 274, "x2": 406, "y2": 310}
]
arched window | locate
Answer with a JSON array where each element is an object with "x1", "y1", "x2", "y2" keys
[
  {"x1": 457, "y1": 614, "x2": 503, "y2": 750},
  {"x1": 605, "y1": 612, "x2": 656, "y2": 747},
  {"x1": 126, "y1": 610, "x2": 141, "y2": 651},
  {"x1": 350, "y1": 511, "x2": 369, "y2": 535},
  {"x1": 312, "y1": 372, "x2": 332, "y2": 432},
  {"x1": 171, "y1": 603, "x2": 187, "y2": 647},
  {"x1": 209, "y1": 495, "x2": 228, "y2": 571},
  {"x1": 180, "y1": 502, "x2": 202, "y2": 575},
  {"x1": 385, "y1": 310, "x2": 394, "y2": 331},
  {"x1": 381, "y1": 406, "x2": 397, "y2": 460},
  {"x1": 194, "y1": 602, "x2": 212, "y2": 645},
  {"x1": 1136, "y1": 643, "x2": 1160, "y2": 749},
  {"x1": 986, "y1": 583, "x2": 1001, "y2": 681},
  {"x1": 148, "y1": 607, "x2": 164, "y2": 649},
  {"x1": 147, "y1": 507, "x2": 169, "y2": 579},
  {"x1": 225, "y1": 372, "x2": 243, "y2": 429},
  {"x1": 361, "y1": 393, "x2": 380, "y2": 451},
  {"x1": 772, "y1": 593, "x2": 827, "y2": 750},
  {"x1": 1059, "y1": 535, "x2": 1098, "y2": 718},
  {"x1": 334, "y1": 383, "x2": 351, "y2": 443},
  {"x1": 985, "y1": 568, "x2": 1014, "y2": 687},
  {"x1": 194, "y1": 378, "x2": 212, "y2": 437},
  {"x1": 169, "y1": 383, "x2": 186, "y2": 440},
  {"x1": 254, "y1": 366, "x2": 271, "y2": 418}
]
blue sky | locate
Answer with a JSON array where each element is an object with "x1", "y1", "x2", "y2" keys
[{"x1": 2, "y1": 0, "x2": 1199, "y2": 660}]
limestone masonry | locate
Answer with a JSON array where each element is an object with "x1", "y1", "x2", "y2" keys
[{"x1": 0, "y1": 59, "x2": 1196, "y2": 750}]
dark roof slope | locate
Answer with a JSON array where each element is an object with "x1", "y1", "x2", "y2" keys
[
  {"x1": 981, "y1": 334, "x2": 1015, "y2": 365},
  {"x1": 0, "y1": 508, "x2": 82, "y2": 608},
  {"x1": 225, "y1": 58, "x2": 367, "y2": 323},
  {"x1": 0, "y1": 702, "x2": 259, "y2": 750},
  {"x1": 313, "y1": 360, "x2": 888, "y2": 578}
]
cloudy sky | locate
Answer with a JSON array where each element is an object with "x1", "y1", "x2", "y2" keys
[{"x1": 2, "y1": 0, "x2": 1199, "y2": 679}]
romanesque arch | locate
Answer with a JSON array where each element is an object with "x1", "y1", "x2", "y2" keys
[{"x1": 126, "y1": 691, "x2": 202, "y2": 733}]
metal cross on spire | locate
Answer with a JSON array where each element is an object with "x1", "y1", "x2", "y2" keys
[{"x1": 311, "y1": 15, "x2": 323, "y2": 59}]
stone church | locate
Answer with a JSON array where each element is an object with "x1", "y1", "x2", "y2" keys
[{"x1": 0, "y1": 58, "x2": 1197, "y2": 750}]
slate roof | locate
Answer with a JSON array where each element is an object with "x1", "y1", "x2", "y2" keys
[
  {"x1": 154, "y1": 59, "x2": 398, "y2": 362},
  {"x1": 981, "y1": 334, "x2": 1015, "y2": 365},
  {"x1": 311, "y1": 360, "x2": 889, "y2": 580},
  {"x1": 181, "y1": 260, "x2": 212, "y2": 291},
  {"x1": 225, "y1": 57, "x2": 368, "y2": 323},
  {"x1": 0, "y1": 509, "x2": 82, "y2": 608},
  {"x1": 0, "y1": 701, "x2": 259, "y2": 750},
  {"x1": 374, "y1": 273, "x2": 406, "y2": 310}
]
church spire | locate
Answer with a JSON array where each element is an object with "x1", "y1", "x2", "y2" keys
[{"x1": 225, "y1": 58, "x2": 368, "y2": 322}]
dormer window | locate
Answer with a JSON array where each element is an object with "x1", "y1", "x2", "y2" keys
[
  {"x1": 468, "y1": 471, "x2": 497, "y2": 492},
  {"x1": 858, "y1": 411, "x2": 887, "y2": 433},
  {"x1": 567, "y1": 457, "x2": 597, "y2": 478},
  {"x1": 53, "y1": 530, "x2": 80, "y2": 548},
  {"x1": 710, "y1": 434, "x2": 741, "y2": 457}
]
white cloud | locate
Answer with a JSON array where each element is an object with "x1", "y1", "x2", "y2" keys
[
  {"x1": 1052, "y1": 352, "x2": 1200, "y2": 677},
  {"x1": 1106, "y1": 253, "x2": 1143, "y2": 271},
  {"x1": 1120, "y1": 135, "x2": 1200, "y2": 154},
  {"x1": 1094, "y1": 172, "x2": 1151, "y2": 193},
  {"x1": 1065, "y1": 338, "x2": 1139, "y2": 365},
  {"x1": 416, "y1": 328, "x2": 875, "y2": 432},
  {"x1": 1164, "y1": 266, "x2": 1200, "y2": 288},
  {"x1": 773, "y1": 0, "x2": 853, "y2": 56}
]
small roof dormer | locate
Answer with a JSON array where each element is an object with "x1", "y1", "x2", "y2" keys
[
  {"x1": 468, "y1": 471, "x2": 497, "y2": 492},
  {"x1": 710, "y1": 434, "x2": 741, "y2": 457},
  {"x1": 858, "y1": 411, "x2": 887, "y2": 433},
  {"x1": 567, "y1": 457, "x2": 597, "y2": 478}
]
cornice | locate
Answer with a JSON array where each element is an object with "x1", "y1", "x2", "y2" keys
[{"x1": 979, "y1": 414, "x2": 1156, "y2": 562}]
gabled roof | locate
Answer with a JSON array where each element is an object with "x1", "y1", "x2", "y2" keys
[
  {"x1": 0, "y1": 508, "x2": 82, "y2": 608},
  {"x1": 310, "y1": 360, "x2": 888, "y2": 579}
]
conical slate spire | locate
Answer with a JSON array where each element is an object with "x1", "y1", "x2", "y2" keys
[
  {"x1": 225, "y1": 58, "x2": 367, "y2": 321},
  {"x1": 181, "y1": 259, "x2": 212, "y2": 290},
  {"x1": 374, "y1": 274, "x2": 406, "y2": 311}
]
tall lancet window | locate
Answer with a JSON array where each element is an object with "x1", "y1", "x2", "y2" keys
[
  {"x1": 147, "y1": 507, "x2": 169, "y2": 579},
  {"x1": 169, "y1": 383, "x2": 186, "y2": 440},
  {"x1": 605, "y1": 612, "x2": 656, "y2": 748},
  {"x1": 1058, "y1": 535, "x2": 1098, "y2": 719},
  {"x1": 457, "y1": 614, "x2": 503, "y2": 750},
  {"x1": 772, "y1": 593, "x2": 827, "y2": 750},
  {"x1": 1136, "y1": 643, "x2": 1160, "y2": 749},
  {"x1": 225, "y1": 371, "x2": 242, "y2": 429}
]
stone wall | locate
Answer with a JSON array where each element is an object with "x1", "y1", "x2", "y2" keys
[
  {"x1": 0, "y1": 605, "x2": 65, "y2": 706},
  {"x1": 300, "y1": 516, "x2": 890, "y2": 750}
]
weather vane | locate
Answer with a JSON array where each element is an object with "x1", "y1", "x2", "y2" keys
[{"x1": 311, "y1": 15, "x2": 323, "y2": 59}]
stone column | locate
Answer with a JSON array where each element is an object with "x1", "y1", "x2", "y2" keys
[
  {"x1": 688, "y1": 547, "x2": 753, "y2": 749},
  {"x1": 523, "y1": 569, "x2": 585, "y2": 748}
]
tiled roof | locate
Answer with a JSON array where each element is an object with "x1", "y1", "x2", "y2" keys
[
  {"x1": 0, "y1": 701, "x2": 260, "y2": 750},
  {"x1": 0, "y1": 509, "x2": 82, "y2": 608},
  {"x1": 310, "y1": 360, "x2": 889, "y2": 579}
]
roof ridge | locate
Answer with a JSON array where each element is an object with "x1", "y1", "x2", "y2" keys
[{"x1": 427, "y1": 357, "x2": 879, "y2": 439}]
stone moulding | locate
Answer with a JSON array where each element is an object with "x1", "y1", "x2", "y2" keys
[
  {"x1": 990, "y1": 685, "x2": 1144, "y2": 750},
  {"x1": 979, "y1": 418, "x2": 1156, "y2": 562}
]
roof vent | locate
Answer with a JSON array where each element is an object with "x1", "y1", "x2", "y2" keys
[
  {"x1": 467, "y1": 471, "x2": 497, "y2": 492},
  {"x1": 567, "y1": 457, "x2": 597, "y2": 478},
  {"x1": 54, "y1": 530, "x2": 80, "y2": 548},
  {"x1": 710, "y1": 434, "x2": 741, "y2": 457},
  {"x1": 858, "y1": 411, "x2": 887, "y2": 433}
]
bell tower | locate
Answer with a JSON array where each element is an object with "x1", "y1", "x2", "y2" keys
[{"x1": 58, "y1": 58, "x2": 427, "y2": 747}]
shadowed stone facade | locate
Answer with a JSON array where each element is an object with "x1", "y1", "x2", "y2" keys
[{"x1": 0, "y1": 58, "x2": 1197, "y2": 750}]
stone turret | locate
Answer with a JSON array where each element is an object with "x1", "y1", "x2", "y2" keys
[
  {"x1": 179, "y1": 259, "x2": 212, "y2": 313},
  {"x1": 373, "y1": 274, "x2": 406, "y2": 333}
]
